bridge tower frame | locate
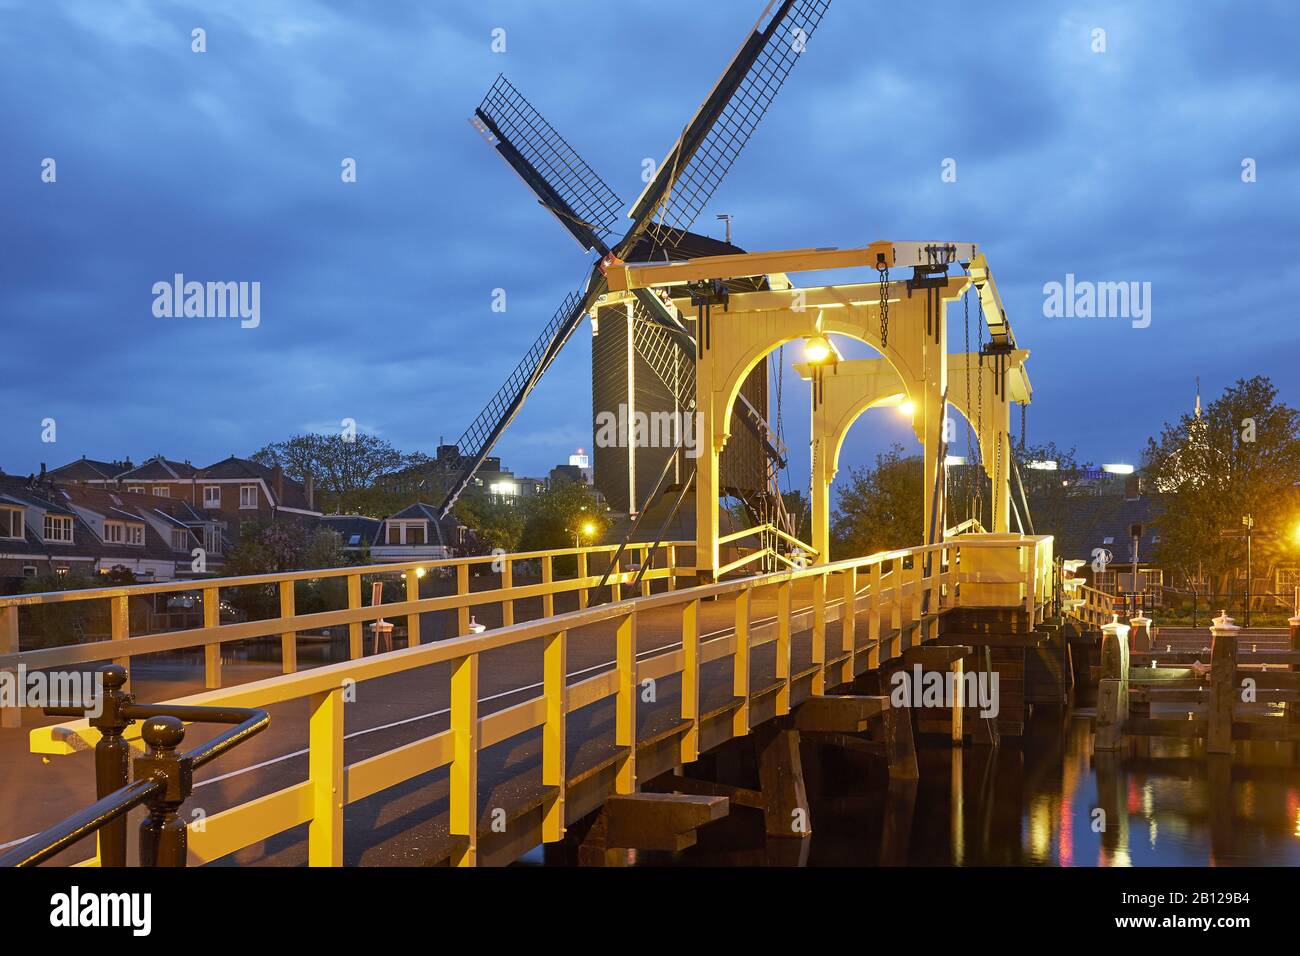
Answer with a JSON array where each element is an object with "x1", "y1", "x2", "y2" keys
[{"x1": 603, "y1": 244, "x2": 1031, "y2": 580}]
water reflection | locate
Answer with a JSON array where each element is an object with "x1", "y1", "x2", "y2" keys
[{"x1": 670, "y1": 713, "x2": 1300, "y2": 866}]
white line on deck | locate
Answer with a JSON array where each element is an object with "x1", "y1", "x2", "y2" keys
[{"x1": 2, "y1": 588, "x2": 866, "y2": 849}]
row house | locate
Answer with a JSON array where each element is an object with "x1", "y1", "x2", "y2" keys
[
  {"x1": 48, "y1": 454, "x2": 321, "y2": 537},
  {"x1": 0, "y1": 475, "x2": 224, "y2": 588},
  {"x1": 321, "y1": 504, "x2": 467, "y2": 563}
]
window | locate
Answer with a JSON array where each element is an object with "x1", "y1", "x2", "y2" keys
[
  {"x1": 239, "y1": 485, "x2": 258, "y2": 509},
  {"x1": 127, "y1": 486, "x2": 146, "y2": 495},
  {"x1": 0, "y1": 507, "x2": 22, "y2": 540},
  {"x1": 1102, "y1": 536, "x2": 1114, "y2": 545},
  {"x1": 385, "y1": 521, "x2": 427, "y2": 546},
  {"x1": 22, "y1": 566, "x2": 37, "y2": 578},
  {"x1": 43, "y1": 514, "x2": 74, "y2": 543},
  {"x1": 204, "y1": 526, "x2": 222, "y2": 555},
  {"x1": 153, "y1": 486, "x2": 169, "y2": 497},
  {"x1": 104, "y1": 521, "x2": 144, "y2": 546},
  {"x1": 171, "y1": 529, "x2": 190, "y2": 551},
  {"x1": 203, "y1": 486, "x2": 221, "y2": 508},
  {"x1": 347, "y1": 534, "x2": 361, "y2": 547}
]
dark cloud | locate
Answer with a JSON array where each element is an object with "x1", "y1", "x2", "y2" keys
[{"x1": 1, "y1": 0, "x2": 1296, "y2": 494}]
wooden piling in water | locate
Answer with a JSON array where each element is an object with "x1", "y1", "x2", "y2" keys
[
  {"x1": 1094, "y1": 615, "x2": 1130, "y2": 752},
  {"x1": 1207, "y1": 612, "x2": 1239, "y2": 755}
]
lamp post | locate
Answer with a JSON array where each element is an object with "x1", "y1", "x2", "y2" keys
[
  {"x1": 1243, "y1": 514, "x2": 1253, "y2": 627},
  {"x1": 1219, "y1": 515, "x2": 1271, "y2": 628}
]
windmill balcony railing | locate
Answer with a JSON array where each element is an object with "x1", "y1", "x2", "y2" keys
[
  {"x1": 0, "y1": 540, "x2": 692, "y2": 729},
  {"x1": 22, "y1": 532, "x2": 1051, "y2": 867}
]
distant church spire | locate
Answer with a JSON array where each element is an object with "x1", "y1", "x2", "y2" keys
[{"x1": 1194, "y1": 376, "x2": 1201, "y2": 419}]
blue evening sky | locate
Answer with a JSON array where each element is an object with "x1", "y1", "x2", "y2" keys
[{"x1": 2, "y1": 0, "x2": 1297, "y2": 496}]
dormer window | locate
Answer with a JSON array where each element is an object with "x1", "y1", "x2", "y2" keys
[
  {"x1": 104, "y1": 520, "x2": 145, "y2": 546},
  {"x1": 43, "y1": 514, "x2": 74, "y2": 543},
  {"x1": 0, "y1": 506, "x2": 22, "y2": 540},
  {"x1": 385, "y1": 520, "x2": 427, "y2": 545},
  {"x1": 171, "y1": 528, "x2": 191, "y2": 551}
]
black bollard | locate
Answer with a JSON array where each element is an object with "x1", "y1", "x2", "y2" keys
[
  {"x1": 90, "y1": 664, "x2": 134, "y2": 867},
  {"x1": 135, "y1": 716, "x2": 192, "y2": 868}
]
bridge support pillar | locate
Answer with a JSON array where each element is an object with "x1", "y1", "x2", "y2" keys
[
  {"x1": 569, "y1": 793, "x2": 730, "y2": 865},
  {"x1": 757, "y1": 727, "x2": 810, "y2": 839}
]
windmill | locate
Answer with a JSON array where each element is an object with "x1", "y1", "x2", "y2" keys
[{"x1": 436, "y1": 0, "x2": 834, "y2": 539}]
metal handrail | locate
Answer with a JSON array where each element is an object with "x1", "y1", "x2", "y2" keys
[
  {"x1": 0, "y1": 665, "x2": 268, "y2": 868},
  {"x1": 0, "y1": 778, "x2": 162, "y2": 869}
]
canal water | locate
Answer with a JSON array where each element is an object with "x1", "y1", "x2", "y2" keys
[{"x1": 566, "y1": 712, "x2": 1300, "y2": 867}]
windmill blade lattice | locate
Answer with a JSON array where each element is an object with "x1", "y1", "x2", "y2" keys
[
  {"x1": 475, "y1": 75, "x2": 624, "y2": 250},
  {"x1": 632, "y1": 0, "x2": 833, "y2": 250},
  {"x1": 444, "y1": 286, "x2": 587, "y2": 493}
]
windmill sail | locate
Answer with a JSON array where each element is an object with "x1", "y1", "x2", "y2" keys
[
  {"x1": 472, "y1": 75, "x2": 622, "y2": 253},
  {"x1": 438, "y1": 284, "x2": 591, "y2": 515},
  {"x1": 437, "y1": 0, "x2": 833, "y2": 517},
  {"x1": 627, "y1": 0, "x2": 833, "y2": 249}
]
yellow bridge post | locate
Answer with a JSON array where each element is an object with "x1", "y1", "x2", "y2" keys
[
  {"x1": 776, "y1": 580, "x2": 792, "y2": 715},
  {"x1": 450, "y1": 653, "x2": 479, "y2": 866},
  {"x1": 346, "y1": 573, "x2": 362, "y2": 659},
  {"x1": 110, "y1": 594, "x2": 131, "y2": 688},
  {"x1": 404, "y1": 568, "x2": 422, "y2": 649},
  {"x1": 542, "y1": 629, "x2": 567, "y2": 842},
  {"x1": 279, "y1": 581, "x2": 298, "y2": 673},
  {"x1": 1, "y1": 606, "x2": 18, "y2": 728},
  {"x1": 733, "y1": 589, "x2": 751, "y2": 736},
  {"x1": 615, "y1": 610, "x2": 637, "y2": 793},
  {"x1": 680, "y1": 599, "x2": 701, "y2": 763},
  {"x1": 308, "y1": 686, "x2": 344, "y2": 866},
  {"x1": 202, "y1": 586, "x2": 221, "y2": 689}
]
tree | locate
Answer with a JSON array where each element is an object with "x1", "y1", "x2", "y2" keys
[
  {"x1": 454, "y1": 492, "x2": 525, "y2": 555},
  {"x1": 831, "y1": 444, "x2": 923, "y2": 558},
  {"x1": 20, "y1": 572, "x2": 111, "y2": 645},
  {"x1": 519, "y1": 481, "x2": 610, "y2": 553},
  {"x1": 251, "y1": 433, "x2": 411, "y2": 513},
  {"x1": 1142, "y1": 376, "x2": 1300, "y2": 593},
  {"x1": 302, "y1": 527, "x2": 345, "y2": 570}
]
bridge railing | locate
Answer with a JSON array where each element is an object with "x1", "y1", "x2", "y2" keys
[
  {"x1": 24, "y1": 532, "x2": 1051, "y2": 867},
  {"x1": 716, "y1": 522, "x2": 819, "y2": 575},
  {"x1": 0, "y1": 541, "x2": 690, "y2": 726},
  {"x1": 1069, "y1": 583, "x2": 1115, "y2": 630}
]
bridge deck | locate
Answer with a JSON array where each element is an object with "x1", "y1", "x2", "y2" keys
[{"x1": 3, "y1": 579, "x2": 932, "y2": 865}]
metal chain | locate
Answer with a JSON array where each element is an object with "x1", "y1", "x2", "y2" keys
[
  {"x1": 963, "y1": 282, "x2": 977, "y2": 518},
  {"x1": 994, "y1": 398, "x2": 1002, "y2": 532},
  {"x1": 878, "y1": 265, "x2": 890, "y2": 350},
  {"x1": 975, "y1": 288, "x2": 985, "y2": 524}
]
